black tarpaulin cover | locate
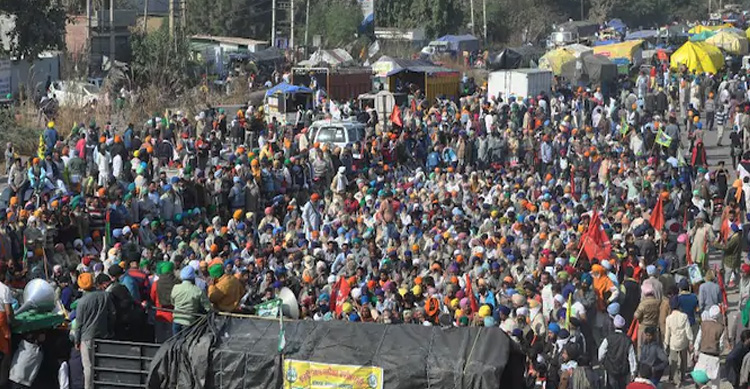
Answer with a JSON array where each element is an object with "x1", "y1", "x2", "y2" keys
[
  {"x1": 147, "y1": 312, "x2": 525, "y2": 389},
  {"x1": 561, "y1": 54, "x2": 617, "y2": 83},
  {"x1": 489, "y1": 49, "x2": 523, "y2": 70}
]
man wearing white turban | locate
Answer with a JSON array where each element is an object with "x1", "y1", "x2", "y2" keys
[{"x1": 693, "y1": 305, "x2": 726, "y2": 389}]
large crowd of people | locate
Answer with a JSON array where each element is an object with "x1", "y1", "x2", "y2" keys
[{"x1": 3, "y1": 57, "x2": 750, "y2": 389}]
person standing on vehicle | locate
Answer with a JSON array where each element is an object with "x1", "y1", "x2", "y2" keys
[
  {"x1": 171, "y1": 266, "x2": 211, "y2": 334},
  {"x1": 75, "y1": 272, "x2": 116, "y2": 389}
]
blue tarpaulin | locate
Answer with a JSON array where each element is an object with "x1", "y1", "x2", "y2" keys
[
  {"x1": 435, "y1": 34, "x2": 480, "y2": 52},
  {"x1": 265, "y1": 82, "x2": 313, "y2": 97},
  {"x1": 608, "y1": 19, "x2": 627, "y2": 33},
  {"x1": 593, "y1": 40, "x2": 620, "y2": 46},
  {"x1": 625, "y1": 30, "x2": 659, "y2": 40}
]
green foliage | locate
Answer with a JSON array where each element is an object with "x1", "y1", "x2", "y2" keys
[
  {"x1": 375, "y1": 0, "x2": 463, "y2": 38},
  {"x1": 129, "y1": 23, "x2": 193, "y2": 93},
  {"x1": 186, "y1": 0, "x2": 271, "y2": 39},
  {"x1": 307, "y1": 0, "x2": 362, "y2": 47},
  {"x1": 1, "y1": 0, "x2": 67, "y2": 59}
]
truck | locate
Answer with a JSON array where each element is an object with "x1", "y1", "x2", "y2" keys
[
  {"x1": 548, "y1": 20, "x2": 600, "y2": 48},
  {"x1": 487, "y1": 69, "x2": 553, "y2": 100},
  {"x1": 291, "y1": 67, "x2": 372, "y2": 101}
]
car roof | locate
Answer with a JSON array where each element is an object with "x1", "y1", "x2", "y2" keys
[{"x1": 311, "y1": 119, "x2": 364, "y2": 129}]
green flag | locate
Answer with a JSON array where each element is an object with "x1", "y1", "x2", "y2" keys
[
  {"x1": 255, "y1": 299, "x2": 282, "y2": 318},
  {"x1": 278, "y1": 313, "x2": 286, "y2": 352},
  {"x1": 655, "y1": 129, "x2": 672, "y2": 147},
  {"x1": 619, "y1": 122, "x2": 629, "y2": 136}
]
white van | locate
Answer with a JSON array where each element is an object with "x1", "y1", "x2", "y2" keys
[{"x1": 308, "y1": 119, "x2": 366, "y2": 149}]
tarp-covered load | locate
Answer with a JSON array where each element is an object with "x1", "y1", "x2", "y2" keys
[
  {"x1": 539, "y1": 48, "x2": 576, "y2": 75},
  {"x1": 489, "y1": 48, "x2": 523, "y2": 70},
  {"x1": 561, "y1": 54, "x2": 618, "y2": 84},
  {"x1": 705, "y1": 30, "x2": 749, "y2": 55},
  {"x1": 488, "y1": 46, "x2": 544, "y2": 70},
  {"x1": 592, "y1": 40, "x2": 643, "y2": 65},
  {"x1": 690, "y1": 30, "x2": 716, "y2": 42},
  {"x1": 435, "y1": 34, "x2": 480, "y2": 53},
  {"x1": 625, "y1": 30, "x2": 658, "y2": 41},
  {"x1": 670, "y1": 41, "x2": 725, "y2": 74},
  {"x1": 147, "y1": 313, "x2": 525, "y2": 389},
  {"x1": 689, "y1": 23, "x2": 734, "y2": 34}
]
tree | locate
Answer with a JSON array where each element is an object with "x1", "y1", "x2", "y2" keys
[
  {"x1": 306, "y1": 0, "x2": 362, "y2": 48},
  {"x1": 1, "y1": 0, "x2": 67, "y2": 59},
  {"x1": 129, "y1": 23, "x2": 193, "y2": 93},
  {"x1": 588, "y1": 0, "x2": 617, "y2": 23},
  {"x1": 186, "y1": 0, "x2": 272, "y2": 39}
]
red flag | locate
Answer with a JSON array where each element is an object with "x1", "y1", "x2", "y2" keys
[
  {"x1": 627, "y1": 319, "x2": 638, "y2": 342},
  {"x1": 334, "y1": 277, "x2": 352, "y2": 315},
  {"x1": 390, "y1": 105, "x2": 403, "y2": 128},
  {"x1": 581, "y1": 211, "x2": 611, "y2": 261},
  {"x1": 465, "y1": 274, "x2": 479, "y2": 314},
  {"x1": 649, "y1": 196, "x2": 664, "y2": 232},
  {"x1": 716, "y1": 265, "x2": 729, "y2": 314}
]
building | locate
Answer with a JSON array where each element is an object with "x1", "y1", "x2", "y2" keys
[{"x1": 65, "y1": 8, "x2": 137, "y2": 72}]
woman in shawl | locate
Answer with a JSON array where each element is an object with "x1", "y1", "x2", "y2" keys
[{"x1": 691, "y1": 140, "x2": 708, "y2": 176}]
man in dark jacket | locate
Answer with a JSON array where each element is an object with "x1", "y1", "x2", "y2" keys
[
  {"x1": 598, "y1": 315, "x2": 636, "y2": 389},
  {"x1": 726, "y1": 329, "x2": 750, "y2": 388},
  {"x1": 639, "y1": 326, "x2": 668, "y2": 386}
]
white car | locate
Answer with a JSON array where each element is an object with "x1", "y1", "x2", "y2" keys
[
  {"x1": 308, "y1": 119, "x2": 366, "y2": 150},
  {"x1": 48, "y1": 81, "x2": 101, "y2": 108}
]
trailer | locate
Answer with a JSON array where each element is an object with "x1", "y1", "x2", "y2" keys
[
  {"x1": 487, "y1": 68, "x2": 553, "y2": 99},
  {"x1": 291, "y1": 67, "x2": 372, "y2": 101},
  {"x1": 93, "y1": 339, "x2": 159, "y2": 388}
]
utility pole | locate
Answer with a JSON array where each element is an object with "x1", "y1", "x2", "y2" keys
[
  {"x1": 482, "y1": 0, "x2": 487, "y2": 41},
  {"x1": 304, "y1": 0, "x2": 310, "y2": 57},
  {"x1": 271, "y1": 0, "x2": 276, "y2": 47},
  {"x1": 290, "y1": 0, "x2": 295, "y2": 59},
  {"x1": 86, "y1": 0, "x2": 91, "y2": 72},
  {"x1": 181, "y1": 0, "x2": 186, "y2": 34},
  {"x1": 580, "y1": 0, "x2": 584, "y2": 20},
  {"x1": 109, "y1": 0, "x2": 115, "y2": 65},
  {"x1": 169, "y1": 0, "x2": 175, "y2": 38},
  {"x1": 143, "y1": 0, "x2": 149, "y2": 31},
  {"x1": 469, "y1": 0, "x2": 475, "y2": 36}
]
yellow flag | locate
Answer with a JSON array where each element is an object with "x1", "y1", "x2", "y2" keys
[{"x1": 565, "y1": 293, "x2": 572, "y2": 330}]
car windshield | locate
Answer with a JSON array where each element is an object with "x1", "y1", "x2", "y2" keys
[
  {"x1": 317, "y1": 127, "x2": 346, "y2": 143},
  {"x1": 82, "y1": 84, "x2": 100, "y2": 94}
]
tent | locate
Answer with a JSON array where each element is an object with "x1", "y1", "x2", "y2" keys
[
  {"x1": 670, "y1": 41, "x2": 725, "y2": 74},
  {"x1": 592, "y1": 40, "x2": 643, "y2": 65},
  {"x1": 690, "y1": 30, "x2": 716, "y2": 42},
  {"x1": 625, "y1": 30, "x2": 658, "y2": 41},
  {"x1": 561, "y1": 54, "x2": 618, "y2": 84},
  {"x1": 689, "y1": 23, "x2": 734, "y2": 34},
  {"x1": 147, "y1": 313, "x2": 526, "y2": 389},
  {"x1": 705, "y1": 30, "x2": 749, "y2": 55},
  {"x1": 265, "y1": 82, "x2": 313, "y2": 97},
  {"x1": 539, "y1": 48, "x2": 576, "y2": 75}
]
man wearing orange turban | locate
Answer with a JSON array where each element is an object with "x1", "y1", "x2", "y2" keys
[{"x1": 75, "y1": 271, "x2": 116, "y2": 389}]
